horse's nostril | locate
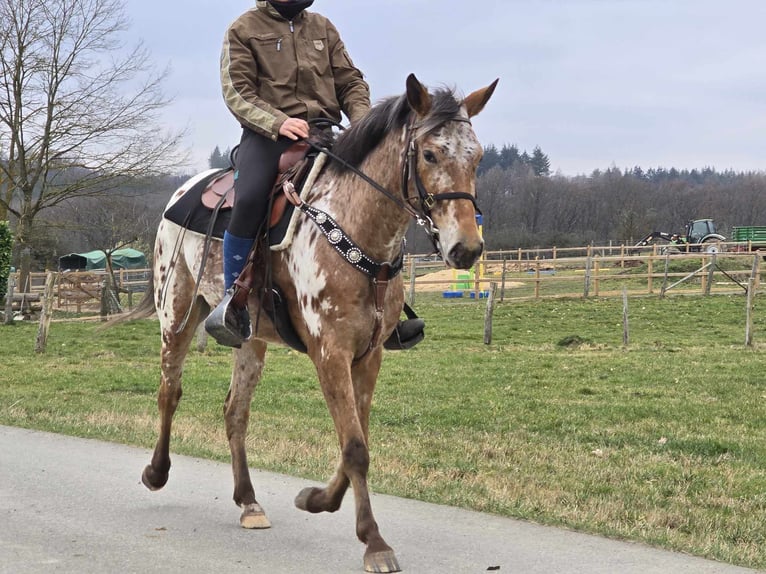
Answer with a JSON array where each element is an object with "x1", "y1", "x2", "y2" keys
[{"x1": 449, "y1": 242, "x2": 483, "y2": 269}]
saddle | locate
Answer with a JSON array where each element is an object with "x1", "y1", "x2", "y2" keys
[{"x1": 199, "y1": 141, "x2": 315, "y2": 230}]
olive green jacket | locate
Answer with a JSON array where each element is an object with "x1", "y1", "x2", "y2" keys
[{"x1": 221, "y1": 1, "x2": 370, "y2": 140}]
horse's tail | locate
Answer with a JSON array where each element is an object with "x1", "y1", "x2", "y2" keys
[{"x1": 102, "y1": 272, "x2": 156, "y2": 328}]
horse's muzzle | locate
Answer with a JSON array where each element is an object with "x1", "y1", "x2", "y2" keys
[{"x1": 448, "y1": 240, "x2": 484, "y2": 269}]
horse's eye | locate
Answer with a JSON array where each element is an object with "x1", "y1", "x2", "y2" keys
[{"x1": 423, "y1": 150, "x2": 437, "y2": 164}]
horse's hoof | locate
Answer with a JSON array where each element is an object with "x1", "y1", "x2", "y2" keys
[
  {"x1": 141, "y1": 464, "x2": 168, "y2": 491},
  {"x1": 294, "y1": 486, "x2": 320, "y2": 512},
  {"x1": 240, "y1": 503, "x2": 271, "y2": 529},
  {"x1": 364, "y1": 549, "x2": 401, "y2": 573}
]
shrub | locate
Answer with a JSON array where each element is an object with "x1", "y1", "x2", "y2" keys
[{"x1": 0, "y1": 221, "x2": 12, "y2": 298}]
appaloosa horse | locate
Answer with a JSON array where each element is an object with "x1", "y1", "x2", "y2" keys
[{"x1": 138, "y1": 74, "x2": 497, "y2": 572}]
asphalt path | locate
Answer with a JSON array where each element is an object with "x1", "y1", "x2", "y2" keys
[{"x1": 0, "y1": 425, "x2": 759, "y2": 574}]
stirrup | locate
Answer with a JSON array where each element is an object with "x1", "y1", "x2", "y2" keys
[
  {"x1": 204, "y1": 289, "x2": 252, "y2": 348},
  {"x1": 383, "y1": 318, "x2": 425, "y2": 351}
]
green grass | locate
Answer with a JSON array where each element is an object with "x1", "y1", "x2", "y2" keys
[{"x1": 2, "y1": 294, "x2": 766, "y2": 568}]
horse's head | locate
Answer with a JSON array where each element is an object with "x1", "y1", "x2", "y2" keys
[{"x1": 405, "y1": 74, "x2": 498, "y2": 269}]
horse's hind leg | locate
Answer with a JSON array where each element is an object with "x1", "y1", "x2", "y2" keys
[
  {"x1": 297, "y1": 348, "x2": 400, "y2": 573},
  {"x1": 225, "y1": 337, "x2": 271, "y2": 529},
  {"x1": 142, "y1": 303, "x2": 204, "y2": 491}
]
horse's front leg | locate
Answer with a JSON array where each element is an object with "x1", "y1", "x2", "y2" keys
[
  {"x1": 225, "y1": 337, "x2": 271, "y2": 529},
  {"x1": 296, "y1": 347, "x2": 400, "y2": 573}
]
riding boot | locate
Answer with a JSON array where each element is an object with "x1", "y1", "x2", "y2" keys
[{"x1": 204, "y1": 231, "x2": 255, "y2": 347}]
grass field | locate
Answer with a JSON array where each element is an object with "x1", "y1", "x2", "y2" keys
[{"x1": 2, "y1": 293, "x2": 766, "y2": 569}]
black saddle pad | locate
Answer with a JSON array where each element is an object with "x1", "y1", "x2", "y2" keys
[{"x1": 164, "y1": 169, "x2": 232, "y2": 239}]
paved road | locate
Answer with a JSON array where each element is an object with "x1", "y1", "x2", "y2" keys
[{"x1": 0, "y1": 425, "x2": 760, "y2": 574}]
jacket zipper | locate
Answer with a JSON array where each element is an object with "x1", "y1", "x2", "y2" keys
[{"x1": 277, "y1": 22, "x2": 294, "y2": 51}]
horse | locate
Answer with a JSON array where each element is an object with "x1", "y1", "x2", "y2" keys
[{"x1": 136, "y1": 74, "x2": 497, "y2": 573}]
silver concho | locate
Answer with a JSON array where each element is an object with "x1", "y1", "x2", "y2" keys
[
  {"x1": 328, "y1": 228, "x2": 343, "y2": 244},
  {"x1": 315, "y1": 212, "x2": 328, "y2": 225},
  {"x1": 347, "y1": 248, "x2": 362, "y2": 264}
]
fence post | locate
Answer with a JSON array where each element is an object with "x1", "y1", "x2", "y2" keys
[
  {"x1": 484, "y1": 282, "x2": 497, "y2": 345},
  {"x1": 746, "y1": 277, "x2": 755, "y2": 347},
  {"x1": 660, "y1": 252, "x2": 670, "y2": 298},
  {"x1": 704, "y1": 253, "x2": 716, "y2": 295},
  {"x1": 647, "y1": 246, "x2": 656, "y2": 293},
  {"x1": 407, "y1": 257, "x2": 416, "y2": 306},
  {"x1": 622, "y1": 287, "x2": 629, "y2": 347},
  {"x1": 196, "y1": 322, "x2": 208, "y2": 353},
  {"x1": 751, "y1": 255, "x2": 761, "y2": 292},
  {"x1": 584, "y1": 248, "x2": 592, "y2": 298},
  {"x1": 500, "y1": 256, "x2": 507, "y2": 302},
  {"x1": 535, "y1": 259, "x2": 541, "y2": 299},
  {"x1": 594, "y1": 256, "x2": 600, "y2": 297},
  {"x1": 34, "y1": 272, "x2": 57, "y2": 353},
  {"x1": 4, "y1": 273, "x2": 15, "y2": 325}
]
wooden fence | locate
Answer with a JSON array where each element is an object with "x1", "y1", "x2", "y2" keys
[
  {"x1": 5, "y1": 242, "x2": 764, "y2": 318},
  {"x1": 402, "y1": 243, "x2": 763, "y2": 304},
  {"x1": 7, "y1": 268, "x2": 150, "y2": 315}
]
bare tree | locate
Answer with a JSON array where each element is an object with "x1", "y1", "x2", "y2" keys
[{"x1": 0, "y1": 0, "x2": 185, "y2": 290}]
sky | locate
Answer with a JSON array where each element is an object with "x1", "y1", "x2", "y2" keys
[{"x1": 123, "y1": 0, "x2": 766, "y2": 176}]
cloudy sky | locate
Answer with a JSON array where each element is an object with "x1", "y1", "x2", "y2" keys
[{"x1": 124, "y1": 0, "x2": 766, "y2": 176}]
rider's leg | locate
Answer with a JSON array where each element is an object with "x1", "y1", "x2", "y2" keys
[
  {"x1": 223, "y1": 230, "x2": 255, "y2": 291},
  {"x1": 206, "y1": 128, "x2": 294, "y2": 346}
]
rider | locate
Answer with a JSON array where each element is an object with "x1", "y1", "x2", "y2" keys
[{"x1": 207, "y1": 0, "x2": 423, "y2": 349}]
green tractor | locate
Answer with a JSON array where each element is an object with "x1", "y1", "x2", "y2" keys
[{"x1": 635, "y1": 218, "x2": 726, "y2": 253}]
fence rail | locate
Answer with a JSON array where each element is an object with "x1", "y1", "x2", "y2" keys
[
  {"x1": 403, "y1": 243, "x2": 763, "y2": 303},
  {"x1": 8, "y1": 268, "x2": 151, "y2": 314},
  {"x1": 5, "y1": 242, "x2": 764, "y2": 317}
]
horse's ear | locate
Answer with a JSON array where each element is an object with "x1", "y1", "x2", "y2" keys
[
  {"x1": 464, "y1": 78, "x2": 499, "y2": 118},
  {"x1": 406, "y1": 73, "x2": 432, "y2": 116}
]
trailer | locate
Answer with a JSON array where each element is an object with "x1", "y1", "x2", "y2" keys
[{"x1": 731, "y1": 225, "x2": 766, "y2": 251}]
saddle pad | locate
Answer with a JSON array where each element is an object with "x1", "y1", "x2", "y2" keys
[
  {"x1": 163, "y1": 168, "x2": 232, "y2": 239},
  {"x1": 162, "y1": 153, "x2": 327, "y2": 244},
  {"x1": 270, "y1": 152, "x2": 327, "y2": 251}
]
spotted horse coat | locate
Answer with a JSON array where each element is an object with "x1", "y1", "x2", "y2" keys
[{"x1": 137, "y1": 74, "x2": 497, "y2": 573}]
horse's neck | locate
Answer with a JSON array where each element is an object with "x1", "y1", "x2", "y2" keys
[{"x1": 312, "y1": 138, "x2": 411, "y2": 262}]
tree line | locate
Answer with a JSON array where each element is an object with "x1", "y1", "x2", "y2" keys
[
  {"x1": 8, "y1": 140, "x2": 766, "y2": 274},
  {"x1": 473, "y1": 158, "x2": 766, "y2": 251}
]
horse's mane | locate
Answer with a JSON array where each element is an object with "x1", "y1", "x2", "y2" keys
[{"x1": 328, "y1": 87, "x2": 462, "y2": 173}]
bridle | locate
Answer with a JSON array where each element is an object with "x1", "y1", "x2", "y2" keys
[
  {"x1": 310, "y1": 113, "x2": 482, "y2": 255},
  {"x1": 399, "y1": 114, "x2": 482, "y2": 253}
]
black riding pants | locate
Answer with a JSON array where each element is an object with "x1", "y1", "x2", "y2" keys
[{"x1": 228, "y1": 127, "x2": 295, "y2": 239}]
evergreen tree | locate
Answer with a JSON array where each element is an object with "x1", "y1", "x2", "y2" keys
[
  {"x1": 208, "y1": 146, "x2": 230, "y2": 169},
  {"x1": 499, "y1": 144, "x2": 520, "y2": 170},
  {"x1": 530, "y1": 146, "x2": 551, "y2": 176},
  {"x1": 478, "y1": 144, "x2": 501, "y2": 175}
]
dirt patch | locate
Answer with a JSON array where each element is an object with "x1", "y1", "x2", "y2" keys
[{"x1": 415, "y1": 268, "x2": 524, "y2": 292}]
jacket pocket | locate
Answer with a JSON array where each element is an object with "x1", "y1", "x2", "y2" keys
[
  {"x1": 301, "y1": 36, "x2": 330, "y2": 76},
  {"x1": 251, "y1": 32, "x2": 287, "y2": 81}
]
